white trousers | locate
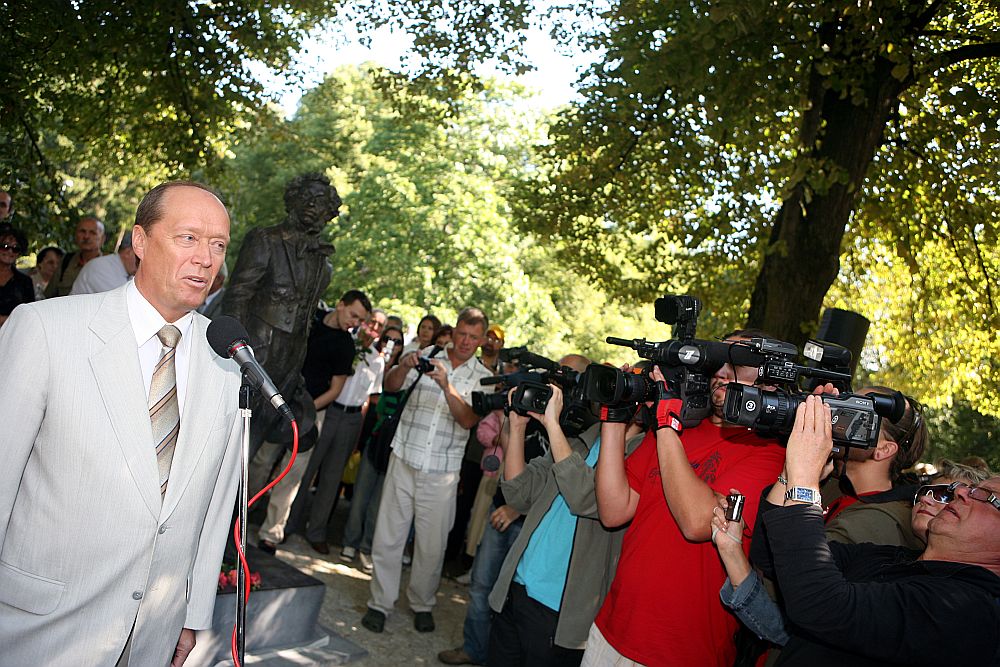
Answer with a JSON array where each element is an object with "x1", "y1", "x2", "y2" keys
[
  {"x1": 580, "y1": 622, "x2": 648, "y2": 667},
  {"x1": 367, "y1": 453, "x2": 459, "y2": 615}
]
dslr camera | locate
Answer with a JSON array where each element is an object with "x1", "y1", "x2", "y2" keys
[{"x1": 722, "y1": 337, "x2": 906, "y2": 452}]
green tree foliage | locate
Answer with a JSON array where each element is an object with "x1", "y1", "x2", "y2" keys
[
  {"x1": 219, "y1": 65, "x2": 650, "y2": 362},
  {"x1": 376, "y1": 0, "x2": 999, "y2": 417},
  {"x1": 924, "y1": 401, "x2": 1000, "y2": 473},
  {"x1": 0, "y1": 0, "x2": 333, "y2": 241}
]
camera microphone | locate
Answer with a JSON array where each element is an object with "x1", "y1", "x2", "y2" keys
[
  {"x1": 207, "y1": 316, "x2": 294, "y2": 423},
  {"x1": 482, "y1": 454, "x2": 501, "y2": 472}
]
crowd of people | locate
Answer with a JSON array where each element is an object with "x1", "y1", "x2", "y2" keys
[{"x1": 0, "y1": 180, "x2": 998, "y2": 667}]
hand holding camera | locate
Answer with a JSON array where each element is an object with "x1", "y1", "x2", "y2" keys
[
  {"x1": 650, "y1": 365, "x2": 685, "y2": 433},
  {"x1": 711, "y1": 490, "x2": 746, "y2": 554},
  {"x1": 784, "y1": 395, "x2": 834, "y2": 492}
]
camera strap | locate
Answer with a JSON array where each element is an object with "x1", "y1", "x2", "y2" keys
[{"x1": 397, "y1": 345, "x2": 444, "y2": 412}]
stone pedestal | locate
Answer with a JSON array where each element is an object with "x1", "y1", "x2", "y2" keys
[{"x1": 187, "y1": 545, "x2": 366, "y2": 666}]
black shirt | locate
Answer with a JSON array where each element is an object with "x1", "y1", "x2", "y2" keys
[
  {"x1": 0, "y1": 269, "x2": 35, "y2": 316},
  {"x1": 751, "y1": 500, "x2": 1000, "y2": 666},
  {"x1": 301, "y1": 309, "x2": 356, "y2": 400}
]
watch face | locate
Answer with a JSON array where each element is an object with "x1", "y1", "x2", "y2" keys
[{"x1": 787, "y1": 487, "x2": 820, "y2": 504}]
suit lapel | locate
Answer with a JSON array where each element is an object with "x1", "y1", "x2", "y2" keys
[
  {"x1": 89, "y1": 287, "x2": 161, "y2": 519},
  {"x1": 161, "y1": 315, "x2": 230, "y2": 519},
  {"x1": 281, "y1": 236, "x2": 305, "y2": 289}
]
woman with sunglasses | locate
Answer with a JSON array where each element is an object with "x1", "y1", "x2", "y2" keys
[
  {"x1": 0, "y1": 224, "x2": 34, "y2": 327},
  {"x1": 911, "y1": 458, "x2": 993, "y2": 542}
]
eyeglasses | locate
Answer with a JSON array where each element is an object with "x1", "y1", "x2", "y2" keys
[
  {"x1": 914, "y1": 481, "x2": 1000, "y2": 513},
  {"x1": 954, "y1": 482, "x2": 1000, "y2": 513},
  {"x1": 913, "y1": 483, "x2": 956, "y2": 505},
  {"x1": 0, "y1": 243, "x2": 20, "y2": 253}
]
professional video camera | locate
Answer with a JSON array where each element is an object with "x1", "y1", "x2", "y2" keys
[
  {"x1": 472, "y1": 347, "x2": 595, "y2": 437},
  {"x1": 721, "y1": 337, "x2": 906, "y2": 452},
  {"x1": 581, "y1": 295, "x2": 756, "y2": 429}
]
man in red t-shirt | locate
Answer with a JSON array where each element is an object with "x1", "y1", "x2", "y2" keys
[{"x1": 584, "y1": 333, "x2": 786, "y2": 667}]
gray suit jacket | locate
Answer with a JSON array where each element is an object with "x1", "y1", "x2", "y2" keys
[{"x1": 0, "y1": 285, "x2": 242, "y2": 665}]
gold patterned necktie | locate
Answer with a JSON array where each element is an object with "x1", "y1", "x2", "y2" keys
[{"x1": 150, "y1": 325, "x2": 181, "y2": 499}]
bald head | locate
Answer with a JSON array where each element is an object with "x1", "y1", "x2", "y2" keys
[{"x1": 559, "y1": 354, "x2": 590, "y2": 374}]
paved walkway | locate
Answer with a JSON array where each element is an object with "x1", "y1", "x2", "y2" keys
[{"x1": 253, "y1": 505, "x2": 473, "y2": 665}]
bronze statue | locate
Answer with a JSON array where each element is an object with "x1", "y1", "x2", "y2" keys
[{"x1": 222, "y1": 173, "x2": 340, "y2": 457}]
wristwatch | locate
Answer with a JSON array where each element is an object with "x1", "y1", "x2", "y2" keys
[{"x1": 784, "y1": 486, "x2": 822, "y2": 506}]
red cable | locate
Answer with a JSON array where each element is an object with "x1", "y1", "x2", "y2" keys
[{"x1": 231, "y1": 419, "x2": 298, "y2": 667}]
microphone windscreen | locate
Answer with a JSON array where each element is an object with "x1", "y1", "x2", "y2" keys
[{"x1": 206, "y1": 315, "x2": 250, "y2": 358}]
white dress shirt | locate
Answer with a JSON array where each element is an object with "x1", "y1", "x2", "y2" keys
[
  {"x1": 126, "y1": 281, "x2": 194, "y2": 417},
  {"x1": 337, "y1": 345, "x2": 386, "y2": 407},
  {"x1": 70, "y1": 253, "x2": 131, "y2": 295}
]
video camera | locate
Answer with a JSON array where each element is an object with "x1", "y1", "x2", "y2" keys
[
  {"x1": 581, "y1": 295, "x2": 749, "y2": 429},
  {"x1": 721, "y1": 337, "x2": 906, "y2": 452},
  {"x1": 472, "y1": 347, "x2": 595, "y2": 437}
]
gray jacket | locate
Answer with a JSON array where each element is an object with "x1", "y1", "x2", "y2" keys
[{"x1": 488, "y1": 424, "x2": 641, "y2": 649}]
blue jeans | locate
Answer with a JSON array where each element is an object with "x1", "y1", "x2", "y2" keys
[
  {"x1": 464, "y1": 504, "x2": 522, "y2": 663},
  {"x1": 341, "y1": 452, "x2": 384, "y2": 553}
]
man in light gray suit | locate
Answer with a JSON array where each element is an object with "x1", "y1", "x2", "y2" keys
[{"x1": 0, "y1": 181, "x2": 242, "y2": 666}]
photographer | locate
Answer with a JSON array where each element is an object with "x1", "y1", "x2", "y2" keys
[
  {"x1": 585, "y1": 332, "x2": 786, "y2": 667},
  {"x1": 822, "y1": 386, "x2": 927, "y2": 549},
  {"x1": 485, "y1": 376, "x2": 642, "y2": 667},
  {"x1": 749, "y1": 396, "x2": 1000, "y2": 665},
  {"x1": 363, "y1": 308, "x2": 492, "y2": 634}
]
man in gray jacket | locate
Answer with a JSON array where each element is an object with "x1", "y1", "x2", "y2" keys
[{"x1": 486, "y1": 382, "x2": 642, "y2": 667}]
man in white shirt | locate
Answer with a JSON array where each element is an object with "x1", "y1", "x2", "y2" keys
[
  {"x1": 0, "y1": 181, "x2": 241, "y2": 665},
  {"x1": 363, "y1": 307, "x2": 491, "y2": 634},
  {"x1": 70, "y1": 230, "x2": 138, "y2": 295}
]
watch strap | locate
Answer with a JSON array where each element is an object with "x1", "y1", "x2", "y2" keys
[{"x1": 784, "y1": 486, "x2": 822, "y2": 505}]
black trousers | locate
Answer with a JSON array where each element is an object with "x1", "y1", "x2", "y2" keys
[{"x1": 487, "y1": 582, "x2": 584, "y2": 667}]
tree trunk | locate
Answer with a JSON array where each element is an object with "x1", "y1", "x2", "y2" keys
[{"x1": 746, "y1": 49, "x2": 905, "y2": 348}]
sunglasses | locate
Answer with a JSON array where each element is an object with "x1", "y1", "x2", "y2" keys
[
  {"x1": 0, "y1": 243, "x2": 20, "y2": 253},
  {"x1": 914, "y1": 481, "x2": 1000, "y2": 513},
  {"x1": 913, "y1": 483, "x2": 956, "y2": 505}
]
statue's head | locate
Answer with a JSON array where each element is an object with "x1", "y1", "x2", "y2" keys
[{"x1": 284, "y1": 173, "x2": 342, "y2": 234}]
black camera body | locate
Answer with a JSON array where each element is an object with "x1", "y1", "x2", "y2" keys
[
  {"x1": 721, "y1": 336, "x2": 904, "y2": 452},
  {"x1": 724, "y1": 384, "x2": 905, "y2": 451},
  {"x1": 471, "y1": 348, "x2": 596, "y2": 437},
  {"x1": 415, "y1": 356, "x2": 437, "y2": 374},
  {"x1": 584, "y1": 295, "x2": 723, "y2": 429},
  {"x1": 509, "y1": 381, "x2": 553, "y2": 416}
]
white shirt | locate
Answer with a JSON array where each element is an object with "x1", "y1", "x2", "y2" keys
[
  {"x1": 337, "y1": 345, "x2": 385, "y2": 407},
  {"x1": 126, "y1": 281, "x2": 194, "y2": 417},
  {"x1": 391, "y1": 345, "x2": 492, "y2": 473},
  {"x1": 70, "y1": 253, "x2": 130, "y2": 295}
]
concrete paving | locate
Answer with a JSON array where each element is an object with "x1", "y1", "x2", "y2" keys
[{"x1": 249, "y1": 504, "x2": 474, "y2": 666}]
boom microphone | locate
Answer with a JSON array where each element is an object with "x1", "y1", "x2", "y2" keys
[{"x1": 207, "y1": 316, "x2": 294, "y2": 422}]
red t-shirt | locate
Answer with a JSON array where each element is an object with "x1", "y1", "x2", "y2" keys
[{"x1": 595, "y1": 422, "x2": 786, "y2": 667}]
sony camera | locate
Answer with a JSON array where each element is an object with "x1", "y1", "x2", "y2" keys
[{"x1": 721, "y1": 336, "x2": 905, "y2": 452}]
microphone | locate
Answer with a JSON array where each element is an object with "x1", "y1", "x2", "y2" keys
[{"x1": 207, "y1": 316, "x2": 294, "y2": 422}]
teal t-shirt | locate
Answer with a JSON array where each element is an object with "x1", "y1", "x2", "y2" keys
[{"x1": 513, "y1": 437, "x2": 601, "y2": 611}]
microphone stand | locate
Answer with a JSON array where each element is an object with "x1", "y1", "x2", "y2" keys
[{"x1": 236, "y1": 377, "x2": 254, "y2": 666}]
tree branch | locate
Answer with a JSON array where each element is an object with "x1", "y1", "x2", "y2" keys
[{"x1": 934, "y1": 41, "x2": 1000, "y2": 70}]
